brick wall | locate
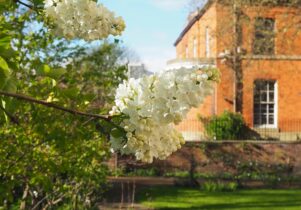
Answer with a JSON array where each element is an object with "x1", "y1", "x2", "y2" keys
[
  {"x1": 242, "y1": 59, "x2": 301, "y2": 130},
  {"x1": 176, "y1": 2, "x2": 218, "y2": 59},
  {"x1": 175, "y1": 2, "x2": 301, "y2": 139}
]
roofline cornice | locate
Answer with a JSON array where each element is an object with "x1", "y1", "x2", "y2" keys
[
  {"x1": 173, "y1": 0, "x2": 301, "y2": 47},
  {"x1": 174, "y1": 0, "x2": 216, "y2": 47}
]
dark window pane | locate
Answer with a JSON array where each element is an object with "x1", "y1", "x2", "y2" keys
[
  {"x1": 269, "y1": 92, "x2": 274, "y2": 102},
  {"x1": 269, "y1": 115, "x2": 274, "y2": 124},
  {"x1": 262, "y1": 114, "x2": 267, "y2": 124},
  {"x1": 254, "y1": 114, "x2": 260, "y2": 125},
  {"x1": 261, "y1": 91, "x2": 267, "y2": 102},
  {"x1": 254, "y1": 93, "x2": 260, "y2": 103},
  {"x1": 261, "y1": 104, "x2": 268, "y2": 114},
  {"x1": 268, "y1": 81, "x2": 275, "y2": 90},
  {"x1": 261, "y1": 82, "x2": 268, "y2": 90},
  {"x1": 268, "y1": 104, "x2": 274, "y2": 113},
  {"x1": 254, "y1": 104, "x2": 260, "y2": 113}
]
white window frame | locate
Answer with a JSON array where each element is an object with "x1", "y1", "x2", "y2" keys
[
  {"x1": 185, "y1": 45, "x2": 189, "y2": 58},
  {"x1": 193, "y1": 38, "x2": 198, "y2": 58},
  {"x1": 205, "y1": 27, "x2": 210, "y2": 58},
  {"x1": 253, "y1": 80, "x2": 278, "y2": 129}
]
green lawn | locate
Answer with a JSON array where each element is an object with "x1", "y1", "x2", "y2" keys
[{"x1": 137, "y1": 187, "x2": 301, "y2": 210}]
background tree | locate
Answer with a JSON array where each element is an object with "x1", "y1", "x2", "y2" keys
[{"x1": 0, "y1": 1, "x2": 129, "y2": 209}]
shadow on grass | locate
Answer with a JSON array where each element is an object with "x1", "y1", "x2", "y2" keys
[
  {"x1": 158, "y1": 200, "x2": 301, "y2": 210},
  {"x1": 138, "y1": 188, "x2": 301, "y2": 210}
]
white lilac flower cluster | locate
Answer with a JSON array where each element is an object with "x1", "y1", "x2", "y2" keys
[
  {"x1": 110, "y1": 67, "x2": 214, "y2": 163},
  {"x1": 44, "y1": 0, "x2": 125, "y2": 41}
]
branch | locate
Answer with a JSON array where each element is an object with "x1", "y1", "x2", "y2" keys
[
  {"x1": 15, "y1": 0, "x2": 34, "y2": 9},
  {"x1": 31, "y1": 190, "x2": 63, "y2": 210},
  {"x1": 0, "y1": 91, "x2": 111, "y2": 122}
]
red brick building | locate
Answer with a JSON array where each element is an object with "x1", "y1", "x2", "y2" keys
[{"x1": 168, "y1": 0, "x2": 301, "y2": 141}]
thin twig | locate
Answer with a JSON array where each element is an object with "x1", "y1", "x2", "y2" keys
[
  {"x1": 82, "y1": 117, "x2": 96, "y2": 126},
  {"x1": 32, "y1": 189, "x2": 63, "y2": 210},
  {"x1": 0, "y1": 91, "x2": 111, "y2": 122},
  {"x1": 132, "y1": 180, "x2": 135, "y2": 208},
  {"x1": 20, "y1": 183, "x2": 29, "y2": 210},
  {"x1": 15, "y1": 0, "x2": 34, "y2": 9},
  {"x1": 0, "y1": 104, "x2": 19, "y2": 125}
]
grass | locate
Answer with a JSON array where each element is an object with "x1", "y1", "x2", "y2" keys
[{"x1": 136, "y1": 186, "x2": 301, "y2": 210}]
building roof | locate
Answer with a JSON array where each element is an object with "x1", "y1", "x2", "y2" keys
[
  {"x1": 174, "y1": 0, "x2": 215, "y2": 47},
  {"x1": 128, "y1": 63, "x2": 152, "y2": 79}
]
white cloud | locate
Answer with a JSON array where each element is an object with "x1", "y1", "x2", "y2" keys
[{"x1": 150, "y1": 0, "x2": 189, "y2": 11}]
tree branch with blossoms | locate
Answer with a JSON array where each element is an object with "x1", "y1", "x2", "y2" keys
[
  {"x1": 2, "y1": 0, "x2": 220, "y2": 164},
  {"x1": 109, "y1": 67, "x2": 219, "y2": 163},
  {"x1": 43, "y1": 0, "x2": 125, "y2": 40}
]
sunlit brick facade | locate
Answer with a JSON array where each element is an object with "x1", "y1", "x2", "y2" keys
[{"x1": 171, "y1": 0, "x2": 301, "y2": 141}]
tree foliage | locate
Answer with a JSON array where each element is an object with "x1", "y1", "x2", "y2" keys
[{"x1": 0, "y1": 1, "x2": 128, "y2": 209}]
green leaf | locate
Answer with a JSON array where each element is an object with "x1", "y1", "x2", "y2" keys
[
  {"x1": 0, "y1": 56, "x2": 10, "y2": 88},
  {"x1": 0, "y1": 35, "x2": 16, "y2": 59},
  {"x1": 111, "y1": 128, "x2": 125, "y2": 138},
  {"x1": 1, "y1": 100, "x2": 8, "y2": 123},
  {"x1": 47, "y1": 67, "x2": 66, "y2": 79},
  {"x1": 37, "y1": 65, "x2": 66, "y2": 79},
  {"x1": 59, "y1": 87, "x2": 79, "y2": 99},
  {"x1": 0, "y1": 1, "x2": 10, "y2": 13},
  {"x1": 0, "y1": 56, "x2": 10, "y2": 76},
  {"x1": 1, "y1": 77, "x2": 16, "y2": 92}
]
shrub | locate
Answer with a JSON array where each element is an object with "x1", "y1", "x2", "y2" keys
[
  {"x1": 202, "y1": 181, "x2": 238, "y2": 192},
  {"x1": 202, "y1": 111, "x2": 247, "y2": 140},
  {"x1": 126, "y1": 168, "x2": 160, "y2": 177},
  {"x1": 227, "y1": 182, "x2": 239, "y2": 191},
  {"x1": 164, "y1": 171, "x2": 190, "y2": 178}
]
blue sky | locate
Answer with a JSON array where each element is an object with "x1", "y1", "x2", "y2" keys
[{"x1": 101, "y1": 0, "x2": 191, "y2": 72}]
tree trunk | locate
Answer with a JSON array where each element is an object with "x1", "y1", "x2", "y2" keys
[
  {"x1": 20, "y1": 184, "x2": 29, "y2": 210},
  {"x1": 232, "y1": 0, "x2": 243, "y2": 113}
]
